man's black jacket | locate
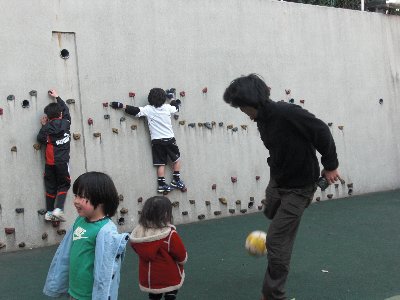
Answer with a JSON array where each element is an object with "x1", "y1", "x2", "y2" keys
[{"x1": 256, "y1": 99, "x2": 338, "y2": 188}]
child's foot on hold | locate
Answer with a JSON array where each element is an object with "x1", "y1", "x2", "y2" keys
[
  {"x1": 170, "y1": 179, "x2": 185, "y2": 190},
  {"x1": 44, "y1": 211, "x2": 54, "y2": 221},
  {"x1": 157, "y1": 184, "x2": 172, "y2": 194},
  {"x1": 52, "y1": 208, "x2": 66, "y2": 222}
]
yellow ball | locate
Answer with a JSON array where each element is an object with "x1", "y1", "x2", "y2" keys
[{"x1": 245, "y1": 230, "x2": 267, "y2": 256}]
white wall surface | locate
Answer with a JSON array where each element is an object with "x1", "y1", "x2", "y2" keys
[{"x1": 0, "y1": 0, "x2": 399, "y2": 251}]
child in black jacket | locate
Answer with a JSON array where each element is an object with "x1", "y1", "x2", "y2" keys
[{"x1": 37, "y1": 89, "x2": 71, "y2": 221}]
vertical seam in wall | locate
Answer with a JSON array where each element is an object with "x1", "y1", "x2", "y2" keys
[{"x1": 73, "y1": 33, "x2": 88, "y2": 172}]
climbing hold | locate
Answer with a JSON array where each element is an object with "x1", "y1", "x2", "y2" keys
[
  {"x1": 258, "y1": 205, "x2": 263, "y2": 211},
  {"x1": 248, "y1": 202, "x2": 254, "y2": 209},
  {"x1": 112, "y1": 128, "x2": 119, "y2": 134},
  {"x1": 66, "y1": 99, "x2": 75, "y2": 105},
  {"x1": 204, "y1": 122, "x2": 212, "y2": 130},
  {"x1": 218, "y1": 122, "x2": 224, "y2": 127},
  {"x1": 41, "y1": 233, "x2": 48, "y2": 240},
  {"x1": 171, "y1": 201, "x2": 180, "y2": 207},
  {"x1": 0, "y1": 242, "x2": 5, "y2": 249},
  {"x1": 102, "y1": 102, "x2": 109, "y2": 108},
  {"x1": 232, "y1": 127, "x2": 238, "y2": 132},
  {"x1": 348, "y1": 188, "x2": 353, "y2": 195},
  {"x1": 104, "y1": 114, "x2": 110, "y2": 120},
  {"x1": 131, "y1": 124, "x2": 137, "y2": 130},
  {"x1": 197, "y1": 123, "x2": 203, "y2": 127},
  {"x1": 202, "y1": 87, "x2": 208, "y2": 94},
  {"x1": 211, "y1": 121, "x2": 216, "y2": 126},
  {"x1": 219, "y1": 197, "x2": 227, "y2": 205},
  {"x1": 379, "y1": 98, "x2": 383, "y2": 104},
  {"x1": 289, "y1": 98, "x2": 294, "y2": 104},
  {"x1": 300, "y1": 99, "x2": 305, "y2": 104},
  {"x1": 338, "y1": 126, "x2": 344, "y2": 130},
  {"x1": 11, "y1": 146, "x2": 17, "y2": 152},
  {"x1": 18, "y1": 242, "x2": 26, "y2": 248},
  {"x1": 211, "y1": 184, "x2": 216, "y2": 190},
  {"x1": 73, "y1": 133, "x2": 81, "y2": 140},
  {"x1": 33, "y1": 143, "x2": 41, "y2": 150},
  {"x1": 173, "y1": 114, "x2": 179, "y2": 120},
  {"x1": 227, "y1": 124, "x2": 233, "y2": 129},
  {"x1": 60, "y1": 49, "x2": 69, "y2": 59},
  {"x1": 198, "y1": 214, "x2": 205, "y2": 220},
  {"x1": 57, "y1": 229, "x2": 66, "y2": 235},
  {"x1": 166, "y1": 88, "x2": 176, "y2": 99},
  {"x1": 37, "y1": 209, "x2": 46, "y2": 215},
  {"x1": 120, "y1": 207, "x2": 128, "y2": 214},
  {"x1": 5, "y1": 228, "x2": 15, "y2": 235},
  {"x1": 250, "y1": 197, "x2": 255, "y2": 202},
  {"x1": 179, "y1": 91, "x2": 186, "y2": 97},
  {"x1": 240, "y1": 209, "x2": 247, "y2": 214},
  {"x1": 347, "y1": 183, "x2": 353, "y2": 188},
  {"x1": 22, "y1": 100, "x2": 30, "y2": 108},
  {"x1": 118, "y1": 194, "x2": 124, "y2": 202},
  {"x1": 214, "y1": 211, "x2": 221, "y2": 216},
  {"x1": 179, "y1": 120, "x2": 186, "y2": 125},
  {"x1": 231, "y1": 177, "x2": 237, "y2": 183},
  {"x1": 7, "y1": 95, "x2": 15, "y2": 101},
  {"x1": 255, "y1": 176, "x2": 260, "y2": 181},
  {"x1": 339, "y1": 178, "x2": 346, "y2": 185},
  {"x1": 15, "y1": 208, "x2": 24, "y2": 214},
  {"x1": 120, "y1": 116, "x2": 126, "y2": 122},
  {"x1": 93, "y1": 132, "x2": 101, "y2": 138},
  {"x1": 241, "y1": 125, "x2": 247, "y2": 130},
  {"x1": 182, "y1": 211, "x2": 188, "y2": 216},
  {"x1": 181, "y1": 187, "x2": 187, "y2": 192},
  {"x1": 327, "y1": 194, "x2": 333, "y2": 199},
  {"x1": 129, "y1": 91, "x2": 136, "y2": 98},
  {"x1": 29, "y1": 90, "x2": 37, "y2": 97},
  {"x1": 328, "y1": 122, "x2": 333, "y2": 127},
  {"x1": 228, "y1": 209, "x2": 235, "y2": 214},
  {"x1": 316, "y1": 197, "x2": 321, "y2": 202},
  {"x1": 334, "y1": 184, "x2": 339, "y2": 189},
  {"x1": 235, "y1": 200, "x2": 241, "y2": 205},
  {"x1": 188, "y1": 123, "x2": 195, "y2": 128},
  {"x1": 118, "y1": 217, "x2": 125, "y2": 225},
  {"x1": 0, "y1": 108, "x2": 3, "y2": 115},
  {"x1": 205, "y1": 200, "x2": 211, "y2": 206},
  {"x1": 137, "y1": 197, "x2": 143, "y2": 203},
  {"x1": 285, "y1": 89, "x2": 291, "y2": 95},
  {"x1": 52, "y1": 221, "x2": 60, "y2": 227},
  {"x1": 189, "y1": 200, "x2": 195, "y2": 204},
  {"x1": 88, "y1": 118, "x2": 94, "y2": 126}
]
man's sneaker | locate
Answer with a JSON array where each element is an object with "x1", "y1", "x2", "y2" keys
[
  {"x1": 52, "y1": 208, "x2": 66, "y2": 222},
  {"x1": 157, "y1": 184, "x2": 172, "y2": 193},
  {"x1": 170, "y1": 179, "x2": 185, "y2": 190},
  {"x1": 44, "y1": 211, "x2": 54, "y2": 221}
]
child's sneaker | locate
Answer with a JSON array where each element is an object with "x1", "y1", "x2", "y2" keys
[
  {"x1": 52, "y1": 208, "x2": 66, "y2": 222},
  {"x1": 170, "y1": 179, "x2": 185, "y2": 190},
  {"x1": 44, "y1": 211, "x2": 54, "y2": 221},
  {"x1": 157, "y1": 184, "x2": 172, "y2": 193}
]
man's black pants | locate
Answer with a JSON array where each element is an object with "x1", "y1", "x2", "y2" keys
[
  {"x1": 44, "y1": 163, "x2": 71, "y2": 211},
  {"x1": 262, "y1": 179, "x2": 316, "y2": 300}
]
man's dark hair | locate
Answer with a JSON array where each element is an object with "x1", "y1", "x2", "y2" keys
[
  {"x1": 44, "y1": 103, "x2": 62, "y2": 119},
  {"x1": 148, "y1": 88, "x2": 167, "y2": 108},
  {"x1": 223, "y1": 74, "x2": 270, "y2": 108},
  {"x1": 72, "y1": 171, "x2": 119, "y2": 217},
  {"x1": 139, "y1": 196, "x2": 173, "y2": 228}
]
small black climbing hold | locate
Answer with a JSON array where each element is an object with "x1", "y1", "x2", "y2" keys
[
  {"x1": 248, "y1": 202, "x2": 254, "y2": 209},
  {"x1": 60, "y1": 49, "x2": 69, "y2": 59},
  {"x1": 198, "y1": 214, "x2": 205, "y2": 220},
  {"x1": 232, "y1": 127, "x2": 238, "y2": 132},
  {"x1": 204, "y1": 122, "x2": 212, "y2": 130},
  {"x1": 327, "y1": 194, "x2": 333, "y2": 199},
  {"x1": 137, "y1": 197, "x2": 143, "y2": 203},
  {"x1": 348, "y1": 188, "x2": 353, "y2": 195},
  {"x1": 379, "y1": 99, "x2": 383, "y2": 104},
  {"x1": 0, "y1": 242, "x2": 6, "y2": 249},
  {"x1": 171, "y1": 201, "x2": 180, "y2": 207},
  {"x1": 22, "y1": 100, "x2": 30, "y2": 108},
  {"x1": 289, "y1": 98, "x2": 294, "y2": 104},
  {"x1": 104, "y1": 114, "x2": 110, "y2": 120},
  {"x1": 214, "y1": 211, "x2": 221, "y2": 216},
  {"x1": 189, "y1": 200, "x2": 195, "y2": 204},
  {"x1": 240, "y1": 209, "x2": 247, "y2": 213},
  {"x1": 316, "y1": 197, "x2": 321, "y2": 202},
  {"x1": 11, "y1": 146, "x2": 17, "y2": 152},
  {"x1": 188, "y1": 123, "x2": 195, "y2": 128},
  {"x1": 18, "y1": 242, "x2": 26, "y2": 248},
  {"x1": 131, "y1": 124, "x2": 137, "y2": 130},
  {"x1": 120, "y1": 116, "x2": 126, "y2": 122},
  {"x1": 66, "y1": 99, "x2": 75, "y2": 105},
  {"x1": 7, "y1": 95, "x2": 15, "y2": 101},
  {"x1": 118, "y1": 194, "x2": 124, "y2": 201},
  {"x1": 118, "y1": 217, "x2": 125, "y2": 225},
  {"x1": 173, "y1": 114, "x2": 179, "y2": 120},
  {"x1": 328, "y1": 122, "x2": 333, "y2": 127},
  {"x1": 57, "y1": 229, "x2": 66, "y2": 235},
  {"x1": 37, "y1": 209, "x2": 46, "y2": 215},
  {"x1": 15, "y1": 208, "x2": 24, "y2": 214},
  {"x1": 205, "y1": 200, "x2": 211, "y2": 206},
  {"x1": 42, "y1": 233, "x2": 48, "y2": 240},
  {"x1": 29, "y1": 90, "x2": 37, "y2": 97},
  {"x1": 219, "y1": 122, "x2": 224, "y2": 127},
  {"x1": 229, "y1": 209, "x2": 235, "y2": 214},
  {"x1": 235, "y1": 200, "x2": 241, "y2": 205},
  {"x1": 182, "y1": 211, "x2": 188, "y2": 216}
]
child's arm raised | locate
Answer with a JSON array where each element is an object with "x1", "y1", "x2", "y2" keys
[
  {"x1": 48, "y1": 89, "x2": 71, "y2": 123},
  {"x1": 169, "y1": 230, "x2": 187, "y2": 265}
]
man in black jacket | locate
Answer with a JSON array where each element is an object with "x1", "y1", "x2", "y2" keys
[
  {"x1": 37, "y1": 89, "x2": 71, "y2": 222},
  {"x1": 223, "y1": 74, "x2": 340, "y2": 300}
]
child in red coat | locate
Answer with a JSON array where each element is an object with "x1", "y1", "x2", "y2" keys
[{"x1": 130, "y1": 196, "x2": 187, "y2": 300}]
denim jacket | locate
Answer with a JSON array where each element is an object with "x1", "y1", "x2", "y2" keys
[{"x1": 43, "y1": 219, "x2": 129, "y2": 299}]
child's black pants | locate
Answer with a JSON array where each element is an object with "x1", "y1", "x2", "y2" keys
[{"x1": 44, "y1": 163, "x2": 71, "y2": 211}]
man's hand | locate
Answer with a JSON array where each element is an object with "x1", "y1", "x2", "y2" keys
[
  {"x1": 40, "y1": 115, "x2": 48, "y2": 126},
  {"x1": 322, "y1": 169, "x2": 341, "y2": 184},
  {"x1": 48, "y1": 89, "x2": 58, "y2": 98}
]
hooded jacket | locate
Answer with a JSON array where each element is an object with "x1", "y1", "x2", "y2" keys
[
  {"x1": 130, "y1": 224, "x2": 187, "y2": 294},
  {"x1": 37, "y1": 97, "x2": 71, "y2": 165}
]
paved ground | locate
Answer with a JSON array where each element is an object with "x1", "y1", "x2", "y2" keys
[{"x1": 1, "y1": 190, "x2": 400, "y2": 299}]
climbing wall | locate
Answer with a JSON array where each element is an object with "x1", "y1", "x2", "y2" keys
[{"x1": 0, "y1": 0, "x2": 400, "y2": 251}]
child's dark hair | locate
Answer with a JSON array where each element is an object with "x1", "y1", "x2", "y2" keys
[
  {"x1": 148, "y1": 88, "x2": 167, "y2": 108},
  {"x1": 223, "y1": 74, "x2": 270, "y2": 109},
  {"x1": 139, "y1": 196, "x2": 173, "y2": 228},
  {"x1": 72, "y1": 171, "x2": 119, "y2": 217},
  {"x1": 44, "y1": 103, "x2": 62, "y2": 119}
]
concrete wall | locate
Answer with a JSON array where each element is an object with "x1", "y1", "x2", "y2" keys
[{"x1": 0, "y1": 0, "x2": 399, "y2": 252}]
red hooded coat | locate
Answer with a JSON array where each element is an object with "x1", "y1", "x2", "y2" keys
[{"x1": 130, "y1": 224, "x2": 187, "y2": 293}]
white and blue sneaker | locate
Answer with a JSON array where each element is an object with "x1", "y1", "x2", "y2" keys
[{"x1": 52, "y1": 208, "x2": 66, "y2": 222}]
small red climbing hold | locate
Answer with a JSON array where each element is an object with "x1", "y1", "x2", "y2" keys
[
  {"x1": 211, "y1": 184, "x2": 217, "y2": 190},
  {"x1": 179, "y1": 91, "x2": 186, "y2": 97},
  {"x1": 0, "y1": 108, "x2": 3, "y2": 115},
  {"x1": 102, "y1": 102, "x2": 109, "y2": 108},
  {"x1": 255, "y1": 176, "x2": 260, "y2": 181},
  {"x1": 88, "y1": 118, "x2": 94, "y2": 126},
  {"x1": 129, "y1": 92, "x2": 136, "y2": 98},
  {"x1": 5, "y1": 228, "x2": 15, "y2": 235},
  {"x1": 300, "y1": 99, "x2": 305, "y2": 104},
  {"x1": 231, "y1": 176, "x2": 237, "y2": 183},
  {"x1": 202, "y1": 87, "x2": 208, "y2": 94}
]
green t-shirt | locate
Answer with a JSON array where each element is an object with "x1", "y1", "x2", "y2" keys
[{"x1": 68, "y1": 216, "x2": 109, "y2": 300}]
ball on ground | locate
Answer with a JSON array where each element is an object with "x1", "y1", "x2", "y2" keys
[{"x1": 245, "y1": 230, "x2": 267, "y2": 256}]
